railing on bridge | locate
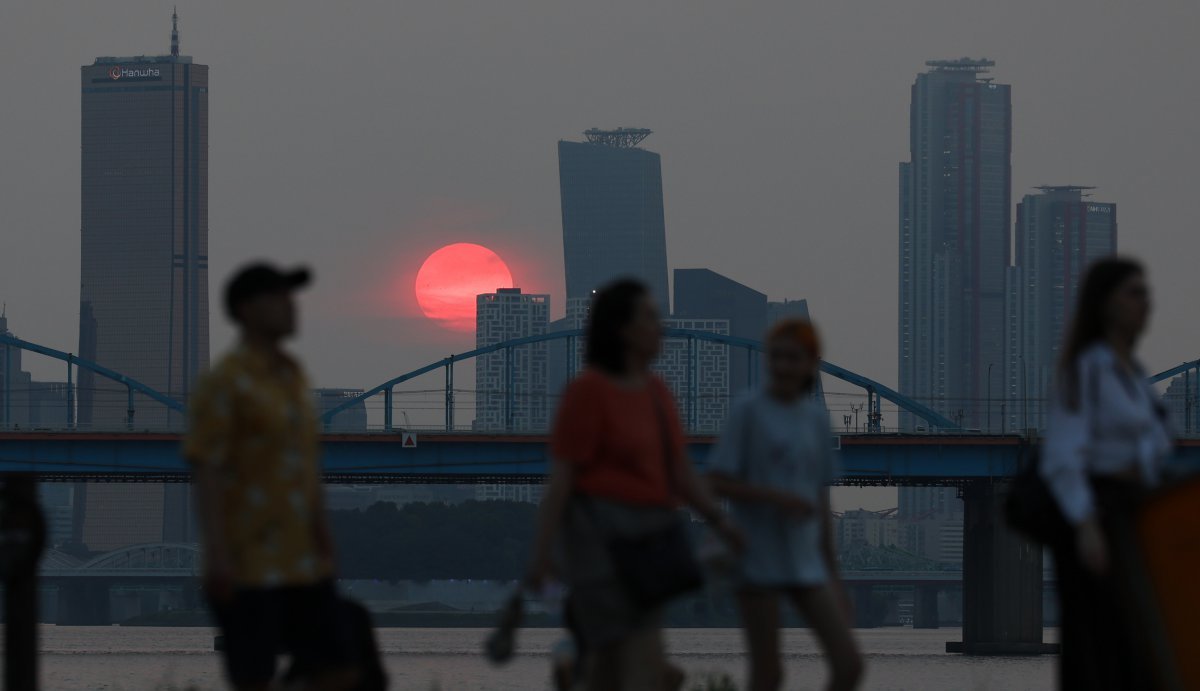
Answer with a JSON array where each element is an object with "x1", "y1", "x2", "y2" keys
[{"x1": 5, "y1": 331, "x2": 1200, "y2": 436}]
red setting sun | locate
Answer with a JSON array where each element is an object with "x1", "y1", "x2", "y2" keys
[{"x1": 415, "y1": 243, "x2": 514, "y2": 332}]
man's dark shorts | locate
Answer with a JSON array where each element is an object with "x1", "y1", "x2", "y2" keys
[{"x1": 210, "y1": 580, "x2": 352, "y2": 685}]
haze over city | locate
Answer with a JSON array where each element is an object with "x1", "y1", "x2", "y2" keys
[{"x1": 2, "y1": 0, "x2": 1198, "y2": 396}]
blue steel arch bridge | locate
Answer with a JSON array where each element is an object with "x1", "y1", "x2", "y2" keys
[
  {"x1": 2, "y1": 330, "x2": 1199, "y2": 485},
  {"x1": 6, "y1": 333, "x2": 1200, "y2": 647}
]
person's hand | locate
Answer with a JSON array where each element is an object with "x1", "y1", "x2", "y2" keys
[
  {"x1": 204, "y1": 547, "x2": 235, "y2": 605},
  {"x1": 525, "y1": 551, "x2": 557, "y2": 593},
  {"x1": 713, "y1": 516, "x2": 746, "y2": 554},
  {"x1": 1076, "y1": 517, "x2": 1109, "y2": 575},
  {"x1": 778, "y1": 494, "x2": 816, "y2": 520}
]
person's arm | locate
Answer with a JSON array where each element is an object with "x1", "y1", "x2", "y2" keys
[
  {"x1": 190, "y1": 461, "x2": 234, "y2": 600},
  {"x1": 708, "y1": 473, "x2": 815, "y2": 517},
  {"x1": 1043, "y1": 359, "x2": 1106, "y2": 573},
  {"x1": 705, "y1": 399, "x2": 814, "y2": 518},
  {"x1": 183, "y1": 380, "x2": 235, "y2": 602},
  {"x1": 527, "y1": 460, "x2": 574, "y2": 590}
]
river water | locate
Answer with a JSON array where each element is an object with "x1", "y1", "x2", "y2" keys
[{"x1": 39, "y1": 626, "x2": 1056, "y2": 690}]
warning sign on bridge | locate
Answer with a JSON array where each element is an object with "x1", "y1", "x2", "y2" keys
[{"x1": 401, "y1": 432, "x2": 418, "y2": 448}]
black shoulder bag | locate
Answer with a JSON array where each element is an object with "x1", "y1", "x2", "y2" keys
[
  {"x1": 1004, "y1": 364, "x2": 1100, "y2": 545},
  {"x1": 1004, "y1": 445, "x2": 1070, "y2": 545},
  {"x1": 605, "y1": 397, "x2": 705, "y2": 608}
]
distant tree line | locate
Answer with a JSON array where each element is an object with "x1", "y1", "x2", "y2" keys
[{"x1": 328, "y1": 500, "x2": 538, "y2": 581}]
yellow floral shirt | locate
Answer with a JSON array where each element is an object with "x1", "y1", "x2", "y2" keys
[{"x1": 184, "y1": 344, "x2": 331, "y2": 587}]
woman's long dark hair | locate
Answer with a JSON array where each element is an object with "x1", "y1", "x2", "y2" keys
[
  {"x1": 1058, "y1": 257, "x2": 1145, "y2": 409},
  {"x1": 585, "y1": 279, "x2": 649, "y2": 375}
]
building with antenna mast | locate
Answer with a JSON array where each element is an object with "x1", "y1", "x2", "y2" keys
[
  {"x1": 78, "y1": 10, "x2": 208, "y2": 430},
  {"x1": 558, "y1": 127, "x2": 670, "y2": 311},
  {"x1": 76, "y1": 12, "x2": 207, "y2": 551}
]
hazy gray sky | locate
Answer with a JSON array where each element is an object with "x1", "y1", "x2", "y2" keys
[{"x1": 2, "y1": 0, "x2": 1198, "y2": 424}]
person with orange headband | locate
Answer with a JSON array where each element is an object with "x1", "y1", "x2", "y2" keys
[{"x1": 709, "y1": 319, "x2": 863, "y2": 691}]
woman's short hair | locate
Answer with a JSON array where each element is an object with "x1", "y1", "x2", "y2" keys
[
  {"x1": 585, "y1": 279, "x2": 650, "y2": 375},
  {"x1": 767, "y1": 318, "x2": 822, "y2": 360}
]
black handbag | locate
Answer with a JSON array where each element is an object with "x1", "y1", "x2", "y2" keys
[
  {"x1": 1005, "y1": 364, "x2": 1102, "y2": 545},
  {"x1": 1004, "y1": 446, "x2": 1070, "y2": 546},
  {"x1": 604, "y1": 397, "x2": 704, "y2": 608}
]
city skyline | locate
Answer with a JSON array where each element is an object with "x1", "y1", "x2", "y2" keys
[{"x1": 1, "y1": 3, "x2": 1197, "y2": 438}]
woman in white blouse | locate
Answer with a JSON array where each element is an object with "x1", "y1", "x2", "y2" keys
[{"x1": 1042, "y1": 257, "x2": 1172, "y2": 690}]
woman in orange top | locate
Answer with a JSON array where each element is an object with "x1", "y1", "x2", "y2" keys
[{"x1": 528, "y1": 279, "x2": 741, "y2": 691}]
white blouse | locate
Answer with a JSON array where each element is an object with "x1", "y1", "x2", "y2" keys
[{"x1": 1041, "y1": 343, "x2": 1173, "y2": 525}]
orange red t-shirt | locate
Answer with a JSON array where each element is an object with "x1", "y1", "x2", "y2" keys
[{"x1": 549, "y1": 370, "x2": 687, "y2": 506}]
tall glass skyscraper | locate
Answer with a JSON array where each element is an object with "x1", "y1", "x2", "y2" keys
[
  {"x1": 558, "y1": 128, "x2": 670, "y2": 311},
  {"x1": 1006, "y1": 187, "x2": 1116, "y2": 431},
  {"x1": 74, "y1": 15, "x2": 204, "y2": 552},
  {"x1": 898, "y1": 59, "x2": 1011, "y2": 429},
  {"x1": 78, "y1": 14, "x2": 208, "y2": 429}
]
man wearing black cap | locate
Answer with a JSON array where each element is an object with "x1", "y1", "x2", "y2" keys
[{"x1": 185, "y1": 263, "x2": 358, "y2": 690}]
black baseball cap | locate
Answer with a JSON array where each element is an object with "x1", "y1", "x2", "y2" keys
[{"x1": 224, "y1": 262, "x2": 311, "y2": 319}]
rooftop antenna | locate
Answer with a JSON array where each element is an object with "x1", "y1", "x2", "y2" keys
[{"x1": 171, "y1": 7, "x2": 180, "y2": 57}]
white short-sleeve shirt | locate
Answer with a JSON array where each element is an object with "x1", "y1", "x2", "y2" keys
[{"x1": 709, "y1": 390, "x2": 839, "y2": 586}]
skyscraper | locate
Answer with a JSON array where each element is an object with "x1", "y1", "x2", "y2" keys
[
  {"x1": 558, "y1": 128, "x2": 670, "y2": 311},
  {"x1": 475, "y1": 288, "x2": 550, "y2": 432},
  {"x1": 1007, "y1": 187, "x2": 1116, "y2": 431},
  {"x1": 673, "y1": 269, "x2": 767, "y2": 397},
  {"x1": 898, "y1": 59, "x2": 1011, "y2": 430},
  {"x1": 75, "y1": 14, "x2": 205, "y2": 552},
  {"x1": 79, "y1": 11, "x2": 209, "y2": 429}
]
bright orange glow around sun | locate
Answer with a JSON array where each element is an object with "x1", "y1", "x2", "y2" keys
[{"x1": 415, "y1": 243, "x2": 514, "y2": 332}]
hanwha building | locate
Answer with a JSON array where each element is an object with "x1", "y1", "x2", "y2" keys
[
  {"x1": 78, "y1": 14, "x2": 208, "y2": 431},
  {"x1": 75, "y1": 14, "x2": 207, "y2": 552}
]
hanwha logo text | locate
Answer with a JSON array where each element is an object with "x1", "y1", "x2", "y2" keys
[{"x1": 108, "y1": 66, "x2": 122, "y2": 80}]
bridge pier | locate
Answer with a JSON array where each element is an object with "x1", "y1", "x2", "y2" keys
[
  {"x1": 947, "y1": 481, "x2": 1055, "y2": 655},
  {"x1": 913, "y1": 584, "x2": 940, "y2": 629},
  {"x1": 849, "y1": 584, "x2": 877, "y2": 628}
]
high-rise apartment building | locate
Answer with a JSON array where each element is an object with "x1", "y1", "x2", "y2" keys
[
  {"x1": 659, "y1": 318, "x2": 730, "y2": 433},
  {"x1": 673, "y1": 269, "x2": 767, "y2": 397},
  {"x1": 475, "y1": 288, "x2": 550, "y2": 432},
  {"x1": 79, "y1": 12, "x2": 209, "y2": 430},
  {"x1": 898, "y1": 59, "x2": 1011, "y2": 430},
  {"x1": 1163, "y1": 373, "x2": 1200, "y2": 437},
  {"x1": 1006, "y1": 187, "x2": 1116, "y2": 431},
  {"x1": 313, "y1": 389, "x2": 368, "y2": 432},
  {"x1": 558, "y1": 128, "x2": 670, "y2": 311}
]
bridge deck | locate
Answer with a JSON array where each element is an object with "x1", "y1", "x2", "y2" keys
[{"x1": 3, "y1": 431, "x2": 1198, "y2": 483}]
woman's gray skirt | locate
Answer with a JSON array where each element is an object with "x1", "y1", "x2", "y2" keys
[{"x1": 563, "y1": 496, "x2": 679, "y2": 648}]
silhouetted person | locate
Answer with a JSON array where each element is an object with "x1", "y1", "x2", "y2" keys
[
  {"x1": 709, "y1": 319, "x2": 863, "y2": 691},
  {"x1": 1043, "y1": 257, "x2": 1173, "y2": 689},
  {"x1": 527, "y1": 279, "x2": 741, "y2": 691},
  {"x1": 185, "y1": 264, "x2": 358, "y2": 691}
]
